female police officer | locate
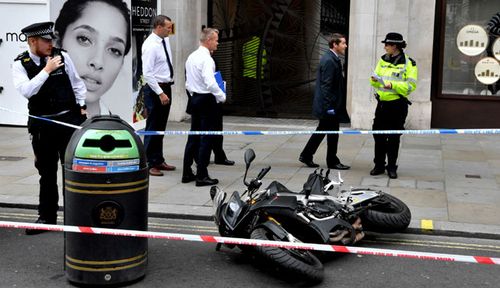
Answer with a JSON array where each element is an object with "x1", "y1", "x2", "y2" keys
[{"x1": 369, "y1": 32, "x2": 418, "y2": 179}]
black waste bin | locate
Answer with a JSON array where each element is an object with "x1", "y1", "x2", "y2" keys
[{"x1": 64, "y1": 115, "x2": 148, "y2": 285}]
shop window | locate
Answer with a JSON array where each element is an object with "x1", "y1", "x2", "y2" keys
[{"x1": 441, "y1": 0, "x2": 500, "y2": 97}]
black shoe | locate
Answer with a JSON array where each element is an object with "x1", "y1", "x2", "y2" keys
[
  {"x1": 182, "y1": 173, "x2": 197, "y2": 183},
  {"x1": 387, "y1": 168, "x2": 398, "y2": 179},
  {"x1": 370, "y1": 166, "x2": 385, "y2": 176},
  {"x1": 330, "y1": 163, "x2": 350, "y2": 170},
  {"x1": 299, "y1": 156, "x2": 319, "y2": 168},
  {"x1": 25, "y1": 218, "x2": 56, "y2": 235},
  {"x1": 214, "y1": 159, "x2": 235, "y2": 166},
  {"x1": 196, "y1": 177, "x2": 219, "y2": 187}
]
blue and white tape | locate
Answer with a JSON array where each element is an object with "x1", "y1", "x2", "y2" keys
[
  {"x1": 136, "y1": 129, "x2": 500, "y2": 136},
  {"x1": 0, "y1": 106, "x2": 82, "y2": 130},
  {"x1": 2, "y1": 106, "x2": 500, "y2": 136}
]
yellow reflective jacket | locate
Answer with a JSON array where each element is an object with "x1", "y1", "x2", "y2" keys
[
  {"x1": 242, "y1": 36, "x2": 267, "y2": 79},
  {"x1": 370, "y1": 53, "x2": 418, "y2": 102}
]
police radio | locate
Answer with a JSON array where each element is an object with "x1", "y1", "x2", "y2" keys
[{"x1": 50, "y1": 48, "x2": 64, "y2": 75}]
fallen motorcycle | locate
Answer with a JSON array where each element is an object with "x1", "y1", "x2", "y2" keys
[{"x1": 210, "y1": 149, "x2": 411, "y2": 284}]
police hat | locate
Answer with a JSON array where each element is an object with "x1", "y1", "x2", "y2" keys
[
  {"x1": 381, "y1": 32, "x2": 406, "y2": 45},
  {"x1": 21, "y1": 21, "x2": 55, "y2": 40}
]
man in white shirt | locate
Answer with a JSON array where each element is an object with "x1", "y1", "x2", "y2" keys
[
  {"x1": 141, "y1": 15, "x2": 176, "y2": 176},
  {"x1": 182, "y1": 28, "x2": 226, "y2": 187},
  {"x1": 12, "y1": 21, "x2": 87, "y2": 234}
]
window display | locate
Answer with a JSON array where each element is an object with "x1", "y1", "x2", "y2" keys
[{"x1": 442, "y1": 0, "x2": 499, "y2": 96}]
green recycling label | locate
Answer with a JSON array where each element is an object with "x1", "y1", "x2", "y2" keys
[{"x1": 74, "y1": 129, "x2": 139, "y2": 159}]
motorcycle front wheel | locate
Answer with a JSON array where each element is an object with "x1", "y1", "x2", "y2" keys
[
  {"x1": 250, "y1": 228, "x2": 324, "y2": 284},
  {"x1": 361, "y1": 193, "x2": 411, "y2": 232}
]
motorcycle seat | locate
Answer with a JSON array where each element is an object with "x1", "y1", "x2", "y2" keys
[{"x1": 266, "y1": 181, "x2": 302, "y2": 194}]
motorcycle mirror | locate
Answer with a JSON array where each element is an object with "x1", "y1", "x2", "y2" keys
[
  {"x1": 243, "y1": 149, "x2": 255, "y2": 186},
  {"x1": 244, "y1": 149, "x2": 255, "y2": 167}
]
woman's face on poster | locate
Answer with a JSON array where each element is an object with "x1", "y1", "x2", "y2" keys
[{"x1": 62, "y1": 1, "x2": 128, "y2": 103}]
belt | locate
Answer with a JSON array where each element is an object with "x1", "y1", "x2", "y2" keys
[
  {"x1": 158, "y1": 82, "x2": 174, "y2": 86},
  {"x1": 192, "y1": 92, "x2": 212, "y2": 97},
  {"x1": 40, "y1": 110, "x2": 70, "y2": 118}
]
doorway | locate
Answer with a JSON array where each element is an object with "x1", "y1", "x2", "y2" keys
[{"x1": 208, "y1": 0, "x2": 350, "y2": 118}]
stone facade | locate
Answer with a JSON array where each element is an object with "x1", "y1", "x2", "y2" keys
[
  {"x1": 348, "y1": 0, "x2": 435, "y2": 129},
  {"x1": 161, "y1": 0, "x2": 207, "y2": 121}
]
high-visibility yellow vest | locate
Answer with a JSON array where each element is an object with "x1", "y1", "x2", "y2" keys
[
  {"x1": 370, "y1": 54, "x2": 418, "y2": 101},
  {"x1": 242, "y1": 36, "x2": 267, "y2": 79}
]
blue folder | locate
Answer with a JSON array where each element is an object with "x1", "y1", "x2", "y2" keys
[{"x1": 214, "y1": 71, "x2": 226, "y2": 93}]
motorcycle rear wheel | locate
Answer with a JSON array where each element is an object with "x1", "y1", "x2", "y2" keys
[
  {"x1": 361, "y1": 193, "x2": 411, "y2": 232},
  {"x1": 250, "y1": 227, "x2": 324, "y2": 284}
]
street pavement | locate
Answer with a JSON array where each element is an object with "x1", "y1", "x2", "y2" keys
[
  {"x1": 1, "y1": 213, "x2": 499, "y2": 287},
  {"x1": 0, "y1": 116, "x2": 500, "y2": 238}
]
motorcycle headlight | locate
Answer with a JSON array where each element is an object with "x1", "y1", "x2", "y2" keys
[{"x1": 222, "y1": 191, "x2": 244, "y2": 229}]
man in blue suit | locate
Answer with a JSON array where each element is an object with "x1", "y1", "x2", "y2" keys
[{"x1": 299, "y1": 33, "x2": 350, "y2": 170}]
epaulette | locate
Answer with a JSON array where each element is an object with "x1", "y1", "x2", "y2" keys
[
  {"x1": 409, "y1": 57, "x2": 416, "y2": 66},
  {"x1": 14, "y1": 51, "x2": 30, "y2": 62}
]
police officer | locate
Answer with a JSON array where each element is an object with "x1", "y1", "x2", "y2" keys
[
  {"x1": 369, "y1": 32, "x2": 418, "y2": 179},
  {"x1": 12, "y1": 22, "x2": 87, "y2": 234}
]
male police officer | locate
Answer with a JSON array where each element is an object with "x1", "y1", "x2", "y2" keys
[{"x1": 12, "y1": 22, "x2": 87, "y2": 234}]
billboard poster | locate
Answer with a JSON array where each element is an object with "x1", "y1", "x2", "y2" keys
[
  {"x1": 0, "y1": 1, "x2": 48, "y2": 126},
  {"x1": 50, "y1": 0, "x2": 133, "y2": 121},
  {"x1": 131, "y1": 0, "x2": 158, "y2": 123}
]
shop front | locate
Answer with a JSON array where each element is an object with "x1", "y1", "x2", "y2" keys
[
  {"x1": 432, "y1": 0, "x2": 500, "y2": 128},
  {"x1": 207, "y1": 0, "x2": 350, "y2": 118}
]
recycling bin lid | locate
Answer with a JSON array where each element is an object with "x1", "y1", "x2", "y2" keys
[{"x1": 65, "y1": 115, "x2": 146, "y2": 173}]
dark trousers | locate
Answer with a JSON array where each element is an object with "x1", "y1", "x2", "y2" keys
[
  {"x1": 30, "y1": 112, "x2": 84, "y2": 221},
  {"x1": 143, "y1": 83, "x2": 172, "y2": 167},
  {"x1": 300, "y1": 116, "x2": 340, "y2": 168},
  {"x1": 212, "y1": 103, "x2": 227, "y2": 162},
  {"x1": 372, "y1": 98, "x2": 408, "y2": 170},
  {"x1": 182, "y1": 93, "x2": 217, "y2": 179}
]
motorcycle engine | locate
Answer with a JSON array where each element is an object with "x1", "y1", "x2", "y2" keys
[{"x1": 308, "y1": 199, "x2": 342, "y2": 218}]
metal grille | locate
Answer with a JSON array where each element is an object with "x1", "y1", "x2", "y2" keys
[{"x1": 210, "y1": 0, "x2": 350, "y2": 118}]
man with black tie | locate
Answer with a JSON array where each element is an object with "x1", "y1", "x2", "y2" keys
[
  {"x1": 183, "y1": 28, "x2": 226, "y2": 186},
  {"x1": 299, "y1": 33, "x2": 350, "y2": 170},
  {"x1": 142, "y1": 15, "x2": 176, "y2": 176}
]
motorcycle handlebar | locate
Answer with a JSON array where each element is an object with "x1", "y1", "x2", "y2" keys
[{"x1": 257, "y1": 166, "x2": 271, "y2": 180}]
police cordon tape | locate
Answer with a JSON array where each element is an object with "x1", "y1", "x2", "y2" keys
[
  {"x1": 0, "y1": 106, "x2": 82, "y2": 130},
  {"x1": 1, "y1": 220, "x2": 499, "y2": 266},
  {"x1": 2, "y1": 106, "x2": 500, "y2": 136}
]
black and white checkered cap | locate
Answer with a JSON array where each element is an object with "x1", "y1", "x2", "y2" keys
[{"x1": 21, "y1": 21, "x2": 55, "y2": 40}]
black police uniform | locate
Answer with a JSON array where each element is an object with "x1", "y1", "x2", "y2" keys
[{"x1": 15, "y1": 48, "x2": 85, "y2": 225}]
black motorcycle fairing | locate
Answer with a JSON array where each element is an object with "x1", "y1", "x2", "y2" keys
[
  {"x1": 250, "y1": 195, "x2": 298, "y2": 212},
  {"x1": 257, "y1": 220, "x2": 288, "y2": 240}
]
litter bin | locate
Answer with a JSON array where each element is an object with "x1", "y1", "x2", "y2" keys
[{"x1": 64, "y1": 115, "x2": 148, "y2": 285}]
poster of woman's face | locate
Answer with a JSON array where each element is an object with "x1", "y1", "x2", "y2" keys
[{"x1": 50, "y1": 0, "x2": 132, "y2": 119}]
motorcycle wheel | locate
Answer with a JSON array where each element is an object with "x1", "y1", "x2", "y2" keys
[
  {"x1": 361, "y1": 193, "x2": 411, "y2": 232},
  {"x1": 250, "y1": 227, "x2": 324, "y2": 284}
]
